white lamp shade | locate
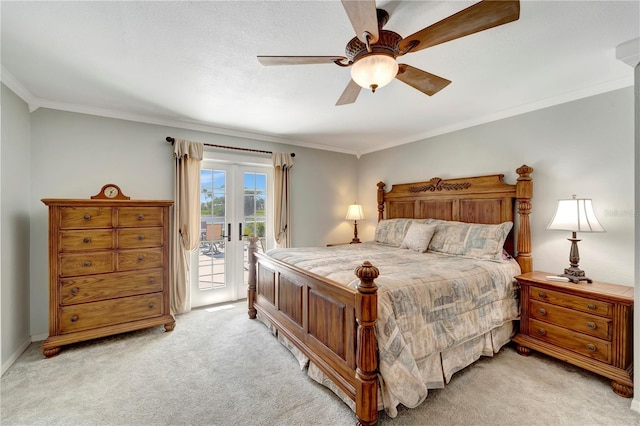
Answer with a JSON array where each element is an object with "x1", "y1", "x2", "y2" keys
[
  {"x1": 547, "y1": 198, "x2": 605, "y2": 232},
  {"x1": 350, "y1": 54, "x2": 398, "y2": 90},
  {"x1": 345, "y1": 204, "x2": 365, "y2": 221}
]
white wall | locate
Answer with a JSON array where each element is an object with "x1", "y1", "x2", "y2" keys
[
  {"x1": 1, "y1": 84, "x2": 32, "y2": 372},
  {"x1": 27, "y1": 109, "x2": 358, "y2": 337},
  {"x1": 358, "y1": 87, "x2": 635, "y2": 287}
]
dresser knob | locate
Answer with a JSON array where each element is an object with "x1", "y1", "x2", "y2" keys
[
  {"x1": 70, "y1": 315, "x2": 79, "y2": 322},
  {"x1": 137, "y1": 214, "x2": 144, "y2": 220},
  {"x1": 586, "y1": 344, "x2": 597, "y2": 352},
  {"x1": 83, "y1": 261, "x2": 91, "y2": 267},
  {"x1": 149, "y1": 278, "x2": 155, "y2": 284},
  {"x1": 538, "y1": 292, "x2": 546, "y2": 299},
  {"x1": 587, "y1": 304, "x2": 597, "y2": 311},
  {"x1": 83, "y1": 214, "x2": 91, "y2": 221},
  {"x1": 148, "y1": 303, "x2": 155, "y2": 309},
  {"x1": 537, "y1": 328, "x2": 546, "y2": 336},
  {"x1": 83, "y1": 237, "x2": 91, "y2": 243},
  {"x1": 138, "y1": 255, "x2": 144, "y2": 262},
  {"x1": 71, "y1": 287, "x2": 78, "y2": 294},
  {"x1": 537, "y1": 308, "x2": 546, "y2": 315},
  {"x1": 587, "y1": 322, "x2": 596, "y2": 329},
  {"x1": 138, "y1": 235, "x2": 145, "y2": 240}
]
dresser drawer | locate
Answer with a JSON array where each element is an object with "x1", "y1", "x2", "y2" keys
[
  {"x1": 59, "y1": 230, "x2": 114, "y2": 252},
  {"x1": 529, "y1": 318, "x2": 611, "y2": 363},
  {"x1": 118, "y1": 207, "x2": 163, "y2": 227},
  {"x1": 60, "y1": 268, "x2": 164, "y2": 305},
  {"x1": 59, "y1": 292, "x2": 164, "y2": 333},
  {"x1": 60, "y1": 252, "x2": 114, "y2": 277},
  {"x1": 530, "y1": 300, "x2": 611, "y2": 340},
  {"x1": 530, "y1": 285, "x2": 612, "y2": 318},
  {"x1": 117, "y1": 248, "x2": 163, "y2": 271},
  {"x1": 118, "y1": 228, "x2": 163, "y2": 249},
  {"x1": 60, "y1": 207, "x2": 113, "y2": 229}
]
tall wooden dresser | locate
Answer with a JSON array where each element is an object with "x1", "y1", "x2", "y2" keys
[{"x1": 42, "y1": 186, "x2": 174, "y2": 357}]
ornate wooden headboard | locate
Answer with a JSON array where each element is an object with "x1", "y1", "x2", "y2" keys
[{"x1": 377, "y1": 165, "x2": 534, "y2": 273}]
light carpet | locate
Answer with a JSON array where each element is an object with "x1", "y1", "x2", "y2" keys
[{"x1": 2, "y1": 303, "x2": 639, "y2": 425}]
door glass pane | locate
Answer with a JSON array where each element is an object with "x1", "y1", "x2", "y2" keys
[
  {"x1": 199, "y1": 168, "x2": 226, "y2": 290},
  {"x1": 243, "y1": 172, "x2": 267, "y2": 284}
]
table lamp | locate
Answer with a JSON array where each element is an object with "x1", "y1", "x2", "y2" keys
[
  {"x1": 547, "y1": 195, "x2": 605, "y2": 283},
  {"x1": 345, "y1": 203, "x2": 365, "y2": 244}
]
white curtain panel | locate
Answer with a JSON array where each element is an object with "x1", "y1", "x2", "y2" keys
[
  {"x1": 272, "y1": 153, "x2": 294, "y2": 248},
  {"x1": 172, "y1": 138, "x2": 203, "y2": 314}
]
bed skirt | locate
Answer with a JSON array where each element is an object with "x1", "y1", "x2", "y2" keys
[{"x1": 257, "y1": 313, "x2": 515, "y2": 418}]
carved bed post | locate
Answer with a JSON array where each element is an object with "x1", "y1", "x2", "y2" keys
[
  {"x1": 377, "y1": 182, "x2": 386, "y2": 221},
  {"x1": 354, "y1": 261, "x2": 379, "y2": 426},
  {"x1": 515, "y1": 165, "x2": 534, "y2": 273},
  {"x1": 247, "y1": 236, "x2": 259, "y2": 319}
]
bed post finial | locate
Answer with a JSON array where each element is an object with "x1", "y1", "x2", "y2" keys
[
  {"x1": 354, "y1": 261, "x2": 379, "y2": 426},
  {"x1": 247, "y1": 236, "x2": 259, "y2": 319},
  {"x1": 377, "y1": 182, "x2": 386, "y2": 222},
  {"x1": 515, "y1": 165, "x2": 534, "y2": 273}
]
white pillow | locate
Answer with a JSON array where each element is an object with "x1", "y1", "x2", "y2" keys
[{"x1": 399, "y1": 222, "x2": 437, "y2": 253}]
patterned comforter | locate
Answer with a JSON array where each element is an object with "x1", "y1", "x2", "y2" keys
[{"x1": 267, "y1": 242, "x2": 521, "y2": 416}]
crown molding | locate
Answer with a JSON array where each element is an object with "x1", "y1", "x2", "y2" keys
[
  {"x1": 1, "y1": 66, "x2": 41, "y2": 112},
  {"x1": 2, "y1": 67, "x2": 632, "y2": 159},
  {"x1": 616, "y1": 38, "x2": 640, "y2": 67},
  {"x1": 0, "y1": 69, "x2": 359, "y2": 156},
  {"x1": 359, "y1": 75, "x2": 634, "y2": 156}
]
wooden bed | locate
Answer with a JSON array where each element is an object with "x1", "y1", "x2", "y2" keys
[{"x1": 247, "y1": 165, "x2": 533, "y2": 425}]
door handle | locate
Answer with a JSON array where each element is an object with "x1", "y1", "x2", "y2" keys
[
  {"x1": 227, "y1": 223, "x2": 231, "y2": 242},
  {"x1": 239, "y1": 223, "x2": 243, "y2": 241}
]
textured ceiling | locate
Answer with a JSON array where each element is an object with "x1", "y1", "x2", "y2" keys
[{"x1": 1, "y1": 1, "x2": 638, "y2": 156}]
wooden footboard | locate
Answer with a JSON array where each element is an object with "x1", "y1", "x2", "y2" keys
[{"x1": 247, "y1": 237, "x2": 379, "y2": 425}]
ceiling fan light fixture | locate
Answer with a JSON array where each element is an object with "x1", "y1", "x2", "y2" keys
[{"x1": 350, "y1": 54, "x2": 398, "y2": 93}]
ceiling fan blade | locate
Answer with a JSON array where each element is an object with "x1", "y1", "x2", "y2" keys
[
  {"x1": 336, "y1": 79, "x2": 362, "y2": 106},
  {"x1": 398, "y1": 0, "x2": 520, "y2": 54},
  {"x1": 395, "y1": 64, "x2": 451, "y2": 96},
  {"x1": 258, "y1": 56, "x2": 347, "y2": 66},
  {"x1": 341, "y1": 0, "x2": 379, "y2": 44}
]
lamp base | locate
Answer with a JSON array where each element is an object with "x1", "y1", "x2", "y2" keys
[
  {"x1": 350, "y1": 238, "x2": 361, "y2": 244},
  {"x1": 558, "y1": 266, "x2": 593, "y2": 284}
]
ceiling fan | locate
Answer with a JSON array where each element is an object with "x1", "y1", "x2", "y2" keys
[{"x1": 258, "y1": 0, "x2": 520, "y2": 105}]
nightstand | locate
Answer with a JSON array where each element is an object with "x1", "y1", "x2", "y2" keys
[{"x1": 513, "y1": 271, "x2": 634, "y2": 397}]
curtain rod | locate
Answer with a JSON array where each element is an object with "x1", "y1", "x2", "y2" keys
[{"x1": 166, "y1": 137, "x2": 295, "y2": 157}]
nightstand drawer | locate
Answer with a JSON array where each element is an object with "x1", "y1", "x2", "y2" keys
[
  {"x1": 530, "y1": 300, "x2": 611, "y2": 340},
  {"x1": 529, "y1": 318, "x2": 611, "y2": 364},
  {"x1": 530, "y1": 285, "x2": 612, "y2": 318}
]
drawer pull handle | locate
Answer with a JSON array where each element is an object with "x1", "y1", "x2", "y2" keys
[
  {"x1": 587, "y1": 304, "x2": 597, "y2": 311},
  {"x1": 83, "y1": 214, "x2": 91, "y2": 221},
  {"x1": 138, "y1": 256, "x2": 144, "y2": 261},
  {"x1": 71, "y1": 288, "x2": 78, "y2": 294},
  {"x1": 586, "y1": 344, "x2": 597, "y2": 352},
  {"x1": 537, "y1": 308, "x2": 546, "y2": 315},
  {"x1": 70, "y1": 315, "x2": 79, "y2": 322},
  {"x1": 83, "y1": 261, "x2": 91, "y2": 267},
  {"x1": 587, "y1": 322, "x2": 596, "y2": 329},
  {"x1": 83, "y1": 237, "x2": 91, "y2": 243},
  {"x1": 148, "y1": 303, "x2": 155, "y2": 309},
  {"x1": 537, "y1": 328, "x2": 546, "y2": 336},
  {"x1": 137, "y1": 214, "x2": 144, "y2": 220},
  {"x1": 149, "y1": 278, "x2": 155, "y2": 284},
  {"x1": 538, "y1": 292, "x2": 546, "y2": 299},
  {"x1": 138, "y1": 235, "x2": 145, "y2": 240}
]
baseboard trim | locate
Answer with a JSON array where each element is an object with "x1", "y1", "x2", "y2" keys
[
  {"x1": 31, "y1": 333, "x2": 48, "y2": 342},
  {"x1": 630, "y1": 397, "x2": 640, "y2": 413},
  {"x1": 1, "y1": 337, "x2": 32, "y2": 376}
]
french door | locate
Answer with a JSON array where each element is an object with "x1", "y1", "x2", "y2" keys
[{"x1": 190, "y1": 159, "x2": 272, "y2": 308}]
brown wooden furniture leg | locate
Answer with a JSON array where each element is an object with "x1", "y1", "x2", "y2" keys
[{"x1": 611, "y1": 381, "x2": 634, "y2": 398}]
